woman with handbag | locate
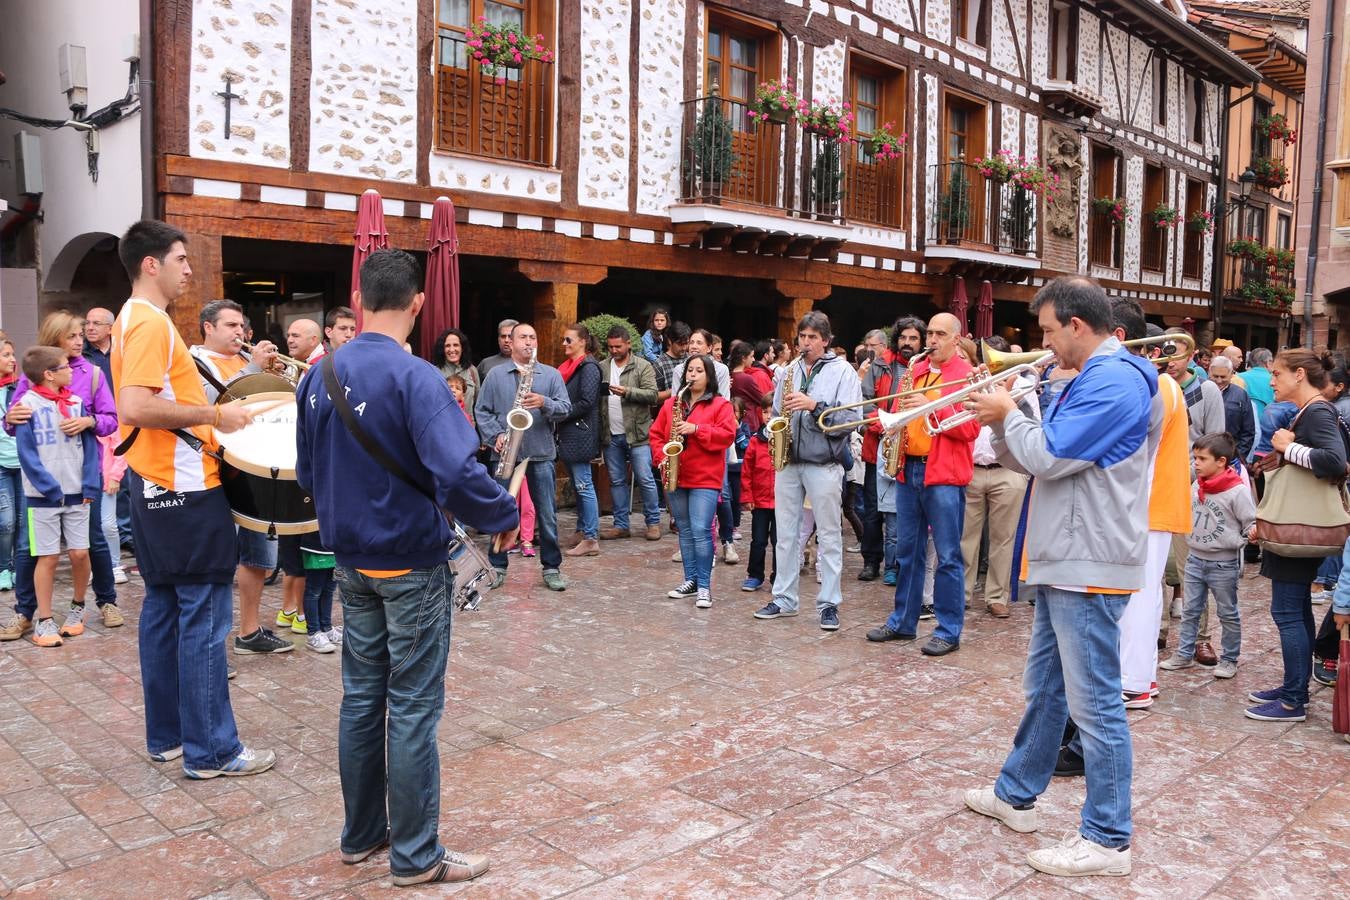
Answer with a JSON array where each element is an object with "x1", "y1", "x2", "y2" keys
[
  {"x1": 1249, "y1": 349, "x2": 1350, "y2": 723},
  {"x1": 557, "y1": 325, "x2": 603, "y2": 557}
]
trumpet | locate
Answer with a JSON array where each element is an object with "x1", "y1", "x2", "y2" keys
[{"x1": 241, "y1": 341, "x2": 313, "y2": 375}]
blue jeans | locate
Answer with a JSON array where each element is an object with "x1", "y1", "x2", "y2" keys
[
  {"x1": 116, "y1": 478, "x2": 132, "y2": 543},
  {"x1": 995, "y1": 586, "x2": 1133, "y2": 848},
  {"x1": 488, "y1": 460, "x2": 561, "y2": 571},
  {"x1": 716, "y1": 467, "x2": 734, "y2": 543},
  {"x1": 0, "y1": 467, "x2": 19, "y2": 571},
  {"x1": 1269, "y1": 578, "x2": 1315, "y2": 708},
  {"x1": 1179, "y1": 556, "x2": 1241, "y2": 663},
  {"x1": 13, "y1": 490, "x2": 117, "y2": 617},
  {"x1": 670, "y1": 488, "x2": 718, "y2": 590},
  {"x1": 603, "y1": 435, "x2": 660, "y2": 531},
  {"x1": 883, "y1": 512, "x2": 898, "y2": 575},
  {"x1": 303, "y1": 568, "x2": 335, "y2": 634},
  {"x1": 886, "y1": 459, "x2": 966, "y2": 644},
  {"x1": 569, "y1": 461, "x2": 599, "y2": 540},
  {"x1": 1314, "y1": 553, "x2": 1341, "y2": 587},
  {"x1": 335, "y1": 565, "x2": 453, "y2": 878},
  {"x1": 139, "y1": 580, "x2": 242, "y2": 769},
  {"x1": 861, "y1": 462, "x2": 883, "y2": 568}
]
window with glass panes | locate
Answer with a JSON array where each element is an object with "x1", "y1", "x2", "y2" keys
[
  {"x1": 435, "y1": 0, "x2": 555, "y2": 165},
  {"x1": 846, "y1": 61, "x2": 905, "y2": 226},
  {"x1": 1141, "y1": 163, "x2": 1166, "y2": 272},
  {"x1": 703, "y1": 14, "x2": 779, "y2": 206},
  {"x1": 1183, "y1": 177, "x2": 1204, "y2": 278}
]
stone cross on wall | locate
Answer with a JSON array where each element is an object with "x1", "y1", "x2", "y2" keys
[{"x1": 215, "y1": 79, "x2": 242, "y2": 140}]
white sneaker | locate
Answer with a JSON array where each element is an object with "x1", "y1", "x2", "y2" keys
[
  {"x1": 671, "y1": 548, "x2": 682, "y2": 562},
  {"x1": 112, "y1": 566, "x2": 129, "y2": 584},
  {"x1": 306, "y1": 632, "x2": 336, "y2": 654},
  {"x1": 1213, "y1": 659, "x2": 1238, "y2": 679},
  {"x1": 667, "y1": 580, "x2": 697, "y2": 599},
  {"x1": 1311, "y1": 590, "x2": 1330, "y2": 605},
  {"x1": 722, "y1": 543, "x2": 740, "y2": 564},
  {"x1": 325, "y1": 626, "x2": 343, "y2": 645},
  {"x1": 695, "y1": 588, "x2": 712, "y2": 609},
  {"x1": 964, "y1": 786, "x2": 1038, "y2": 833},
  {"x1": 1169, "y1": 598, "x2": 1182, "y2": 618},
  {"x1": 1026, "y1": 831, "x2": 1132, "y2": 877}
]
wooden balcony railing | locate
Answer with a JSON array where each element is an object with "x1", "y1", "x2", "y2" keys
[
  {"x1": 435, "y1": 33, "x2": 553, "y2": 166},
  {"x1": 1225, "y1": 254, "x2": 1295, "y2": 311},
  {"x1": 926, "y1": 162, "x2": 1037, "y2": 255},
  {"x1": 678, "y1": 95, "x2": 903, "y2": 227}
]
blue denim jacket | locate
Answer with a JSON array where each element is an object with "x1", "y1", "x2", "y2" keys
[{"x1": 1332, "y1": 539, "x2": 1350, "y2": 615}]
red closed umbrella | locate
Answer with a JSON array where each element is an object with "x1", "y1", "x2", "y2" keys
[
  {"x1": 949, "y1": 278, "x2": 969, "y2": 337},
  {"x1": 420, "y1": 196, "x2": 461, "y2": 360},
  {"x1": 1334, "y1": 624, "x2": 1350, "y2": 735},
  {"x1": 351, "y1": 188, "x2": 389, "y2": 330},
  {"x1": 974, "y1": 280, "x2": 995, "y2": 340}
]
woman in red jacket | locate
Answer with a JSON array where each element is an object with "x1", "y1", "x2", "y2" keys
[{"x1": 650, "y1": 354, "x2": 737, "y2": 608}]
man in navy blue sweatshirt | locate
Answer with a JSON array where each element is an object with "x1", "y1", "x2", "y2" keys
[{"x1": 296, "y1": 249, "x2": 518, "y2": 887}]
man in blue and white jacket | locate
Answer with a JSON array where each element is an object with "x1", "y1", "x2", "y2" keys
[{"x1": 962, "y1": 276, "x2": 1157, "y2": 879}]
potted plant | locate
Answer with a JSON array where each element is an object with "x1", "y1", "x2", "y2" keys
[
  {"x1": 811, "y1": 139, "x2": 843, "y2": 218},
  {"x1": 1251, "y1": 156, "x2": 1289, "y2": 189},
  {"x1": 798, "y1": 100, "x2": 853, "y2": 140},
  {"x1": 975, "y1": 149, "x2": 1020, "y2": 183},
  {"x1": 865, "y1": 121, "x2": 907, "y2": 161},
  {"x1": 938, "y1": 165, "x2": 971, "y2": 241},
  {"x1": 464, "y1": 17, "x2": 555, "y2": 75},
  {"x1": 1148, "y1": 203, "x2": 1181, "y2": 229},
  {"x1": 1186, "y1": 209, "x2": 1215, "y2": 235},
  {"x1": 1091, "y1": 196, "x2": 1131, "y2": 225},
  {"x1": 751, "y1": 79, "x2": 799, "y2": 124},
  {"x1": 1257, "y1": 112, "x2": 1297, "y2": 146},
  {"x1": 688, "y1": 100, "x2": 735, "y2": 195},
  {"x1": 1011, "y1": 159, "x2": 1061, "y2": 199}
]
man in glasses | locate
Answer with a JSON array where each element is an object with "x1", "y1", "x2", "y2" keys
[
  {"x1": 82, "y1": 307, "x2": 116, "y2": 386},
  {"x1": 476, "y1": 318, "x2": 519, "y2": 382}
]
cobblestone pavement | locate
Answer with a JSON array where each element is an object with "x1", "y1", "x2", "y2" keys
[{"x1": 0, "y1": 525, "x2": 1346, "y2": 898}]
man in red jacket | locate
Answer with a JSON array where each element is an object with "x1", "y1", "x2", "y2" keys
[{"x1": 866, "y1": 312, "x2": 979, "y2": 655}]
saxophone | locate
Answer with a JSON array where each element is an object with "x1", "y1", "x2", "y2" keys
[
  {"x1": 494, "y1": 348, "x2": 535, "y2": 480},
  {"x1": 767, "y1": 362, "x2": 793, "y2": 471},
  {"x1": 881, "y1": 349, "x2": 929, "y2": 478},
  {"x1": 662, "y1": 386, "x2": 689, "y2": 493}
]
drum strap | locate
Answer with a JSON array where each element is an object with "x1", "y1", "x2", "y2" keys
[
  {"x1": 113, "y1": 359, "x2": 235, "y2": 457},
  {"x1": 322, "y1": 352, "x2": 441, "y2": 511}
]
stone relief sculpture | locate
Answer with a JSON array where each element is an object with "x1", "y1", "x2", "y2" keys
[{"x1": 1043, "y1": 124, "x2": 1083, "y2": 239}]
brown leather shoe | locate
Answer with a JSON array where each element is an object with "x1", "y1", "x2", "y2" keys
[
  {"x1": 392, "y1": 849, "x2": 489, "y2": 886},
  {"x1": 563, "y1": 532, "x2": 585, "y2": 549},
  {"x1": 599, "y1": 528, "x2": 630, "y2": 540},
  {"x1": 1195, "y1": 641, "x2": 1219, "y2": 666},
  {"x1": 645, "y1": 525, "x2": 662, "y2": 541},
  {"x1": 987, "y1": 602, "x2": 1009, "y2": 618},
  {"x1": 565, "y1": 539, "x2": 600, "y2": 557}
]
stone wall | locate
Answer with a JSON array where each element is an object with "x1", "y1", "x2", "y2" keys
[
  {"x1": 635, "y1": 0, "x2": 686, "y2": 215},
  {"x1": 189, "y1": 0, "x2": 292, "y2": 167},
  {"x1": 309, "y1": 0, "x2": 417, "y2": 183},
  {"x1": 577, "y1": 0, "x2": 632, "y2": 210}
]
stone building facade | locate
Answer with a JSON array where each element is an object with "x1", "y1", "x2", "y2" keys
[{"x1": 138, "y1": 0, "x2": 1257, "y2": 354}]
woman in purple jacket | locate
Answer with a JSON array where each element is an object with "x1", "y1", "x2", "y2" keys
[{"x1": 1, "y1": 312, "x2": 122, "y2": 639}]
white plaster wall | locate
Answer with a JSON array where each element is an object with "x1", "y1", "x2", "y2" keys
[
  {"x1": 636, "y1": 0, "x2": 685, "y2": 214},
  {"x1": 1122, "y1": 154, "x2": 1142, "y2": 280},
  {"x1": 924, "y1": 71, "x2": 939, "y2": 231},
  {"x1": 1029, "y1": 0, "x2": 1048, "y2": 85},
  {"x1": 578, "y1": 0, "x2": 632, "y2": 211},
  {"x1": 1080, "y1": 11, "x2": 1101, "y2": 98},
  {"x1": 429, "y1": 154, "x2": 562, "y2": 200},
  {"x1": 1000, "y1": 106, "x2": 1020, "y2": 154},
  {"x1": 926, "y1": 0, "x2": 952, "y2": 47},
  {"x1": 989, "y1": 0, "x2": 1020, "y2": 78},
  {"x1": 189, "y1": 0, "x2": 292, "y2": 167},
  {"x1": 0, "y1": 0, "x2": 142, "y2": 291},
  {"x1": 1102, "y1": 25, "x2": 1127, "y2": 121},
  {"x1": 309, "y1": 0, "x2": 417, "y2": 183},
  {"x1": 811, "y1": 40, "x2": 847, "y2": 105},
  {"x1": 873, "y1": 0, "x2": 914, "y2": 32}
]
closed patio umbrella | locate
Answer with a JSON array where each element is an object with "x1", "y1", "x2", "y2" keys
[
  {"x1": 974, "y1": 280, "x2": 995, "y2": 340},
  {"x1": 351, "y1": 188, "x2": 389, "y2": 330},
  {"x1": 949, "y1": 278, "x2": 969, "y2": 337},
  {"x1": 419, "y1": 196, "x2": 461, "y2": 360}
]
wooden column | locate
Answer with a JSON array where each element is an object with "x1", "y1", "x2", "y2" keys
[
  {"x1": 517, "y1": 261, "x2": 607, "y2": 365},
  {"x1": 773, "y1": 280, "x2": 832, "y2": 345},
  {"x1": 175, "y1": 230, "x2": 223, "y2": 342}
]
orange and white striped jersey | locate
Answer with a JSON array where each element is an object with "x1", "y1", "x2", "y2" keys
[
  {"x1": 1149, "y1": 374, "x2": 1191, "y2": 534},
  {"x1": 111, "y1": 298, "x2": 220, "y2": 491}
]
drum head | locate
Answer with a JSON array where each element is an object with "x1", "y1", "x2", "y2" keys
[
  {"x1": 215, "y1": 392, "x2": 298, "y2": 478},
  {"x1": 219, "y1": 372, "x2": 295, "y2": 404}
]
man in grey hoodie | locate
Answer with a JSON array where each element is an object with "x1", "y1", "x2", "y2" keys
[
  {"x1": 961, "y1": 277, "x2": 1157, "y2": 879},
  {"x1": 752, "y1": 311, "x2": 861, "y2": 632}
]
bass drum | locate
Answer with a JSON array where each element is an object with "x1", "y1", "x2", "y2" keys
[
  {"x1": 217, "y1": 372, "x2": 295, "y2": 404},
  {"x1": 214, "y1": 392, "x2": 318, "y2": 535}
]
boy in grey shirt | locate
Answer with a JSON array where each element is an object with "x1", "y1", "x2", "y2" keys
[
  {"x1": 15, "y1": 346, "x2": 100, "y2": 646},
  {"x1": 1161, "y1": 432, "x2": 1257, "y2": 678}
]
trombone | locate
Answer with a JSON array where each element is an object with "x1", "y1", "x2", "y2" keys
[{"x1": 816, "y1": 332, "x2": 1195, "y2": 436}]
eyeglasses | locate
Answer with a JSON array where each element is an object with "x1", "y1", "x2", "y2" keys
[
  {"x1": 47, "y1": 364, "x2": 71, "y2": 373},
  {"x1": 561, "y1": 337, "x2": 575, "y2": 344}
]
